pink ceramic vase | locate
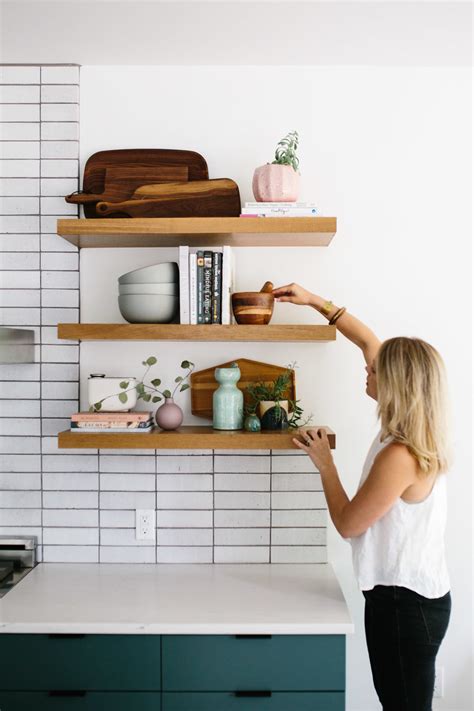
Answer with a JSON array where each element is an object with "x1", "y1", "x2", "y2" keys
[
  {"x1": 155, "y1": 397, "x2": 183, "y2": 431},
  {"x1": 252, "y1": 164, "x2": 300, "y2": 202}
]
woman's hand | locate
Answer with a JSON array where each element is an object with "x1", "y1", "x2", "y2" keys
[
  {"x1": 293, "y1": 427, "x2": 335, "y2": 474},
  {"x1": 272, "y1": 282, "x2": 314, "y2": 306}
]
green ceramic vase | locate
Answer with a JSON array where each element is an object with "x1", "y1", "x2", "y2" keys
[{"x1": 213, "y1": 363, "x2": 243, "y2": 430}]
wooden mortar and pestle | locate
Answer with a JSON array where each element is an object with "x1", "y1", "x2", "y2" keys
[{"x1": 231, "y1": 281, "x2": 275, "y2": 325}]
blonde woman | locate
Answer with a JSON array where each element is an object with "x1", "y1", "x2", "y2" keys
[{"x1": 272, "y1": 283, "x2": 451, "y2": 711}]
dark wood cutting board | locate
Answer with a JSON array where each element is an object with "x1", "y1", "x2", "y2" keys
[
  {"x1": 191, "y1": 358, "x2": 296, "y2": 419},
  {"x1": 72, "y1": 149, "x2": 208, "y2": 217}
]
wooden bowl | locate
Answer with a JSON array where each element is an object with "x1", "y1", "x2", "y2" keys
[{"x1": 231, "y1": 291, "x2": 274, "y2": 325}]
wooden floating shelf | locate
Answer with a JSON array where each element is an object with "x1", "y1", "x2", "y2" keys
[
  {"x1": 56, "y1": 217, "x2": 337, "y2": 248},
  {"x1": 58, "y1": 426, "x2": 336, "y2": 450},
  {"x1": 57, "y1": 323, "x2": 336, "y2": 342}
]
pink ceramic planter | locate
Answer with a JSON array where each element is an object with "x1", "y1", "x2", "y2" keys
[{"x1": 252, "y1": 164, "x2": 300, "y2": 202}]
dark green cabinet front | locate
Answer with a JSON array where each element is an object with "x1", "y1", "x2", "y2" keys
[
  {"x1": 0, "y1": 692, "x2": 161, "y2": 711},
  {"x1": 162, "y1": 635, "x2": 345, "y2": 692},
  {"x1": 163, "y1": 692, "x2": 344, "y2": 711}
]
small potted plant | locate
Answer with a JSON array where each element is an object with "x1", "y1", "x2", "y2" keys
[
  {"x1": 90, "y1": 356, "x2": 194, "y2": 431},
  {"x1": 252, "y1": 130, "x2": 300, "y2": 202},
  {"x1": 245, "y1": 363, "x2": 312, "y2": 431}
]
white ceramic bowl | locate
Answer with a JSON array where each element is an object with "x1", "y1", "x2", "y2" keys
[
  {"x1": 119, "y1": 283, "x2": 179, "y2": 296},
  {"x1": 118, "y1": 294, "x2": 179, "y2": 323},
  {"x1": 118, "y1": 262, "x2": 179, "y2": 285}
]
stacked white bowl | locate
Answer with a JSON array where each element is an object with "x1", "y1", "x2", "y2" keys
[{"x1": 118, "y1": 262, "x2": 179, "y2": 323}]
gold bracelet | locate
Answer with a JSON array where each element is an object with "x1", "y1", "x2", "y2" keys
[
  {"x1": 329, "y1": 306, "x2": 346, "y2": 325},
  {"x1": 321, "y1": 300, "x2": 333, "y2": 317}
]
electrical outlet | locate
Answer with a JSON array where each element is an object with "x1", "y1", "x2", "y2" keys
[
  {"x1": 136, "y1": 509, "x2": 155, "y2": 541},
  {"x1": 434, "y1": 666, "x2": 444, "y2": 698}
]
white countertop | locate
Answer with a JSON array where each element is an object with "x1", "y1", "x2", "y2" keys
[{"x1": 0, "y1": 563, "x2": 353, "y2": 635}]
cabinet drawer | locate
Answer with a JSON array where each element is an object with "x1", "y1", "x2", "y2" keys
[
  {"x1": 162, "y1": 635, "x2": 344, "y2": 692},
  {"x1": 0, "y1": 692, "x2": 161, "y2": 710},
  {"x1": 0, "y1": 635, "x2": 161, "y2": 691},
  {"x1": 163, "y1": 692, "x2": 344, "y2": 711}
]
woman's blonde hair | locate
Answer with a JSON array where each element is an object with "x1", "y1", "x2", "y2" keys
[{"x1": 375, "y1": 337, "x2": 451, "y2": 476}]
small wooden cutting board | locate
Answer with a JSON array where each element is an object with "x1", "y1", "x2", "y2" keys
[{"x1": 190, "y1": 358, "x2": 296, "y2": 419}]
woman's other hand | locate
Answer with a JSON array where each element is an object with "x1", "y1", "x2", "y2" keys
[
  {"x1": 272, "y1": 282, "x2": 313, "y2": 306},
  {"x1": 293, "y1": 427, "x2": 335, "y2": 474}
]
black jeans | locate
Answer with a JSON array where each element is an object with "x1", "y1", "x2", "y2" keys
[{"x1": 363, "y1": 585, "x2": 451, "y2": 711}]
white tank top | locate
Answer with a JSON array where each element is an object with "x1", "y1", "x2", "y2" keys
[{"x1": 350, "y1": 432, "x2": 450, "y2": 598}]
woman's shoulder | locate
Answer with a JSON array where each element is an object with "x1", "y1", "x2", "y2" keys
[{"x1": 374, "y1": 440, "x2": 419, "y2": 474}]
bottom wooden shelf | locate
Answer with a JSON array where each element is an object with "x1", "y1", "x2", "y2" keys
[{"x1": 58, "y1": 426, "x2": 336, "y2": 450}]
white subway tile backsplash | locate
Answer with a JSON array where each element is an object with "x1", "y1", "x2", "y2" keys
[
  {"x1": 41, "y1": 234, "x2": 78, "y2": 252},
  {"x1": 0, "y1": 124, "x2": 40, "y2": 141},
  {"x1": 0, "y1": 142, "x2": 40, "y2": 160},
  {"x1": 271, "y1": 528, "x2": 326, "y2": 546},
  {"x1": 0, "y1": 196, "x2": 39, "y2": 214},
  {"x1": 43, "y1": 454, "x2": 97, "y2": 473},
  {"x1": 40, "y1": 160, "x2": 78, "y2": 178},
  {"x1": 0, "y1": 104, "x2": 40, "y2": 121},
  {"x1": 41, "y1": 104, "x2": 79, "y2": 122},
  {"x1": 41, "y1": 178, "x2": 78, "y2": 196},
  {"x1": 0, "y1": 526, "x2": 42, "y2": 542},
  {"x1": 41, "y1": 400, "x2": 78, "y2": 417},
  {"x1": 157, "y1": 491, "x2": 213, "y2": 510},
  {"x1": 99, "y1": 455, "x2": 155, "y2": 473},
  {"x1": 0, "y1": 160, "x2": 40, "y2": 178},
  {"x1": 214, "y1": 473, "x2": 270, "y2": 491},
  {"x1": 0, "y1": 508, "x2": 41, "y2": 525},
  {"x1": 43, "y1": 546, "x2": 98, "y2": 563},
  {"x1": 272, "y1": 510, "x2": 328, "y2": 527},
  {"x1": 41, "y1": 142, "x2": 79, "y2": 160},
  {"x1": 100, "y1": 474, "x2": 155, "y2": 492},
  {"x1": 0, "y1": 270, "x2": 40, "y2": 288},
  {"x1": 0, "y1": 234, "x2": 39, "y2": 251},
  {"x1": 41, "y1": 66, "x2": 79, "y2": 84},
  {"x1": 40, "y1": 197, "x2": 77, "y2": 216},
  {"x1": 214, "y1": 492, "x2": 270, "y2": 510},
  {"x1": 0, "y1": 67, "x2": 40, "y2": 84},
  {"x1": 43, "y1": 491, "x2": 98, "y2": 509},
  {"x1": 156, "y1": 510, "x2": 213, "y2": 528},
  {"x1": 0, "y1": 363, "x2": 40, "y2": 380},
  {"x1": 156, "y1": 455, "x2": 213, "y2": 473},
  {"x1": 214, "y1": 547, "x2": 269, "y2": 563},
  {"x1": 41, "y1": 346, "x2": 79, "y2": 363},
  {"x1": 41, "y1": 252, "x2": 78, "y2": 270},
  {"x1": 271, "y1": 455, "x2": 318, "y2": 473},
  {"x1": 214, "y1": 528, "x2": 270, "y2": 546},
  {"x1": 214, "y1": 455, "x2": 270, "y2": 473},
  {"x1": 43, "y1": 472, "x2": 98, "y2": 491},
  {"x1": 0, "y1": 399, "x2": 40, "y2": 417},
  {"x1": 214, "y1": 510, "x2": 270, "y2": 527},
  {"x1": 156, "y1": 547, "x2": 212, "y2": 563},
  {"x1": 41, "y1": 381, "x2": 78, "y2": 399},
  {"x1": 0, "y1": 455, "x2": 40, "y2": 473},
  {"x1": 42, "y1": 363, "x2": 78, "y2": 380},
  {"x1": 157, "y1": 529, "x2": 213, "y2": 546},
  {"x1": 156, "y1": 474, "x2": 212, "y2": 491},
  {"x1": 271, "y1": 546, "x2": 327, "y2": 564},
  {"x1": 271, "y1": 492, "x2": 326, "y2": 510},
  {"x1": 101, "y1": 528, "x2": 154, "y2": 547},
  {"x1": 0, "y1": 490, "x2": 41, "y2": 507},
  {"x1": 0, "y1": 85, "x2": 40, "y2": 103},
  {"x1": 0, "y1": 472, "x2": 41, "y2": 489},
  {"x1": 100, "y1": 510, "x2": 135, "y2": 528},
  {"x1": 41, "y1": 122, "x2": 79, "y2": 141},
  {"x1": 0, "y1": 178, "x2": 39, "y2": 195},
  {"x1": 43, "y1": 527, "x2": 98, "y2": 545},
  {"x1": 41, "y1": 85, "x2": 79, "y2": 103},
  {"x1": 100, "y1": 547, "x2": 155, "y2": 564},
  {"x1": 100, "y1": 491, "x2": 155, "y2": 510},
  {"x1": 0, "y1": 417, "x2": 40, "y2": 436},
  {"x1": 0, "y1": 214, "x2": 39, "y2": 232},
  {"x1": 43, "y1": 509, "x2": 99, "y2": 527},
  {"x1": 41, "y1": 307, "x2": 78, "y2": 325},
  {"x1": 0, "y1": 436, "x2": 40, "y2": 454},
  {"x1": 272, "y1": 473, "x2": 323, "y2": 491},
  {"x1": 41, "y1": 286, "x2": 79, "y2": 307},
  {"x1": 41, "y1": 419, "x2": 70, "y2": 436},
  {"x1": 0, "y1": 252, "x2": 40, "y2": 269},
  {"x1": 0, "y1": 288, "x2": 40, "y2": 306},
  {"x1": 42, "y1": 270, "x2": 79, "y2": 288}
]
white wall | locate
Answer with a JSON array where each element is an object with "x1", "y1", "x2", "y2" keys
[{"x1": 80, "y1": 64, "x2": 472, "y2": 710}]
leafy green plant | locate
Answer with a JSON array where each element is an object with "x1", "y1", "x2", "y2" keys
[
  {"x1": 272, "y1": 130, "x2": 299, "y2": 172},
  {"x1": 90, "y1": 356, "x2": 195, "y2": 412},
  {"x1": 244, "y1": 362, "x2": 312, "y2": 429}
]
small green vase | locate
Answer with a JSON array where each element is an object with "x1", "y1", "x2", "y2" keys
[
  {"x1": 244, "y1": 414, "x2": 261, "y2": 432},
  {"x1": 213, "y1": 363, "x2": 244, "y2": 430}
]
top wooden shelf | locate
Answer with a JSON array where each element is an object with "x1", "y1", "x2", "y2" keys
[{"x1": 56, "y1": 217, "x2": 337, "y2": 248}]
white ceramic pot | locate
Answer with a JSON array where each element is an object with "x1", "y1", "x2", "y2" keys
[{"x1": 88, "y1": 375, "x2": 137, "y2": 411}]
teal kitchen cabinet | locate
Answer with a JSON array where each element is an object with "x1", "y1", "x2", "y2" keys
[
  {"x1": 162, "y1": 692, "x2": 344, "y2": 711},
  {"x1": 0, "y1": 692, "x2": 161, "y2": 711}
]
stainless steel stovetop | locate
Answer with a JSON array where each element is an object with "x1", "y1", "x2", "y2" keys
[{"x1": 0, "y1": 536, "x2": 37, "y2": 598}]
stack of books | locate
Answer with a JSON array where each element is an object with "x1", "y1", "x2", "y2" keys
[
  {"x1": 240, "y1": 201, "x2": 318, "y2": 217},
  {"x1": 178, "y1": 246, "x2": 235, "y2": 325},
  {"x1": 70, "y1": 411, "x2": 154, "y2": 433}
]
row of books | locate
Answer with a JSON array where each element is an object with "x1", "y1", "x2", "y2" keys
[
  {"x1": 178, "y1": 246, "x2": 234, "y2": 325},
  {"x1": 70, "y1": 411, "x2": 154, "y2": 433},
  {"x1": 240, "y1": 201, "x2": 318, "y2": 217}
]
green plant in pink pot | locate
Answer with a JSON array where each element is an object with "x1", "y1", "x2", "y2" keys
[{"x1": 252, "y1": 130, "x2": 300, "y2": 202}]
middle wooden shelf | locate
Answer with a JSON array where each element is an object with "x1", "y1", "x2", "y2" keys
[{"x1": 57, "y1": 323, "x2": 336, "y2": 342}]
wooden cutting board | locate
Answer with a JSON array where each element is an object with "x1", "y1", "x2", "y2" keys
[
  {"x1": 191, "y1": 358, "x2": 296, "y2": 419},
  {"x1": 74, "y1": 149, "x2": 208, "y2": 217}
]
